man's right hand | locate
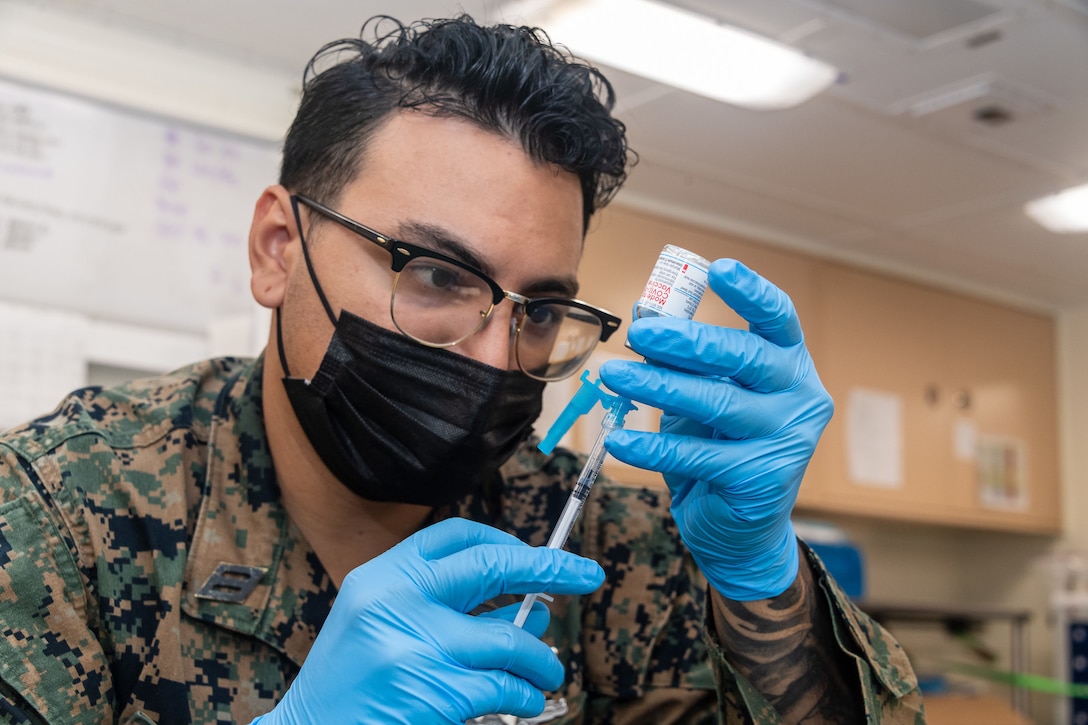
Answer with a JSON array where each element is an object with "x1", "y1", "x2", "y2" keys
[{"x1": 251, "y1": 517, "x2": 604, "y2": 724}]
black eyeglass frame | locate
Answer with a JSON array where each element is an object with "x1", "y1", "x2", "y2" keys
[{"x1": 291, "y1": 194, "x2": 622, "y2": 347}]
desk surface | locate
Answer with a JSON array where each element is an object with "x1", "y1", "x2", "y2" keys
[{"x1": 923, "y1": 694, "x2": 1031, "y2": 725}]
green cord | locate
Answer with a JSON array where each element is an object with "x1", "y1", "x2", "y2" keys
[{"x1": 944, "y1": 661, "x2": 1088, "y2": 698}]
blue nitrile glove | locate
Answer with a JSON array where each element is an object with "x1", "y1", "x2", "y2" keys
[
  {"x1": 251, "y1": 518, "x2": 604, "y2": 724},
  {"x1": 600, "y1": 259, "x2": 833, "y2": 601}
]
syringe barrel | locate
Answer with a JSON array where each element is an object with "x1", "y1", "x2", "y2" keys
[
  {"x1": 513, "y1": 493, "x2": 585, "y2": 629},
  {"x1": 572, "y1": 430, "x2": 610, "y2": 501},
  {"x1": 545, "y1": 495, "x2": 584, "y2": 550}
]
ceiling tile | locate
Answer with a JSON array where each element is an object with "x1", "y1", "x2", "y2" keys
[
  {"x1": 619, "y1": 87, "x2": 1056, "y2": 223},
  {"x1": 617, "y1": 157, "x2": 882, "y2": 247},
  {"x1": 908, "y1": 206, "x2": 1088, "y2": 307}
]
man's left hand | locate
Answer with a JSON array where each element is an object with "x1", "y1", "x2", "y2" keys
[{"x1": 600, "y1": 258, "x2": 833, "y2": 601}]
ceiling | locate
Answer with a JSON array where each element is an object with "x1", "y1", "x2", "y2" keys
[{"x1": 23, "y1": 0, "x2": 1088, "y2": 311}]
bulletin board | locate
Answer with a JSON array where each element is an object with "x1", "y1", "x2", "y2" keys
[{"x1": 0, "y1": 76, "x2": 281, "y2": 334}]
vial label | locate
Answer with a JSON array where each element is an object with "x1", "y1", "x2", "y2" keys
[{"x1": 634, "y1": 245, "x2": 710, "y2": 320}]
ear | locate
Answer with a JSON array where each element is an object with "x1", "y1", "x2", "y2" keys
[{"x1": 249, "y1": 185, "x2": 296, "y2": 309}]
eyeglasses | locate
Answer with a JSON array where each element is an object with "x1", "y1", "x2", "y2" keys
[{"x1": 291, "y1": 194, "x2": 621, "y2": 381}]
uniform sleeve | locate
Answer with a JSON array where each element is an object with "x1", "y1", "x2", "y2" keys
[
  {"x1": 576, "y1": 480, "x2": 721, "y2": 724},
  {"x1": 0, "y1": 446, "x2": 113, "y2": 725},
  {"x1": 704, "y1": 543, "x2": 927, "y2": 724}
]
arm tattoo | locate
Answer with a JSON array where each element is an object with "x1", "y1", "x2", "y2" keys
[{"x1": 711, "y1": 549, "x2": 864, "y2": 724}]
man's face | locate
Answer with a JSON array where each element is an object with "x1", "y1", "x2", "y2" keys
[{"x1": 281, "y1": 111, "x2": 586, "y2": 378}]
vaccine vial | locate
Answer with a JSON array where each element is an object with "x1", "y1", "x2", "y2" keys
[{"x1": 633, "y1": 245, "x2": 711, "y2": 320}]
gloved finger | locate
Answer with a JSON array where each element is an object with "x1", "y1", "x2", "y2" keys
[
  {"x1": 459, "y1": 670, "x2": 547, "y2": 721},
  {"x1": 606, "y1": 326, "x2": 808, "y2": 394},
  {"x1": 446, "y1": 616, "x2": 565, "y2": 691},
  {"x1": 708, "y1": 259, "x2": 803, "y2": 348},
  {"x1": 406, "y1": 518, "x2": 531, "y2": 561},
  {"x1": 425, "y1": 545, "x2": 604, "y2": 614},
  {"x1": 602, "y1": 360, "x2": 798, "y2": 435},
  {"x1": 604, "y1": 429, "x2": 757, "y2": 489},
  {"x1": 658, "y1": 411, "x2": 714, "y2": 439},
  {"x1": 605, "y1": 428, "x2": 693, "y2": 477},
  {"x1": 479, "y1": 600, "x2": 551, "y2": 639}
]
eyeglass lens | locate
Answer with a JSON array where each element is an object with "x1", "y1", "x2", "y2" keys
[{"x1": 391, "y1": 256, "x2": 603, "y2": 381}]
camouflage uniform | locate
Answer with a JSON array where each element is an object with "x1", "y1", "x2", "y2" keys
[{"x1": 0, "y1": 358, "x2": 924, "y2": 724}]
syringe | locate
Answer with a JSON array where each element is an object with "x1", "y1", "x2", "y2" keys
[
  {"x1": 513, "y1": 374, "x2": 636, "y2": 628},
  {"x1": 512, "y1": 246, "x2": 709, "y2": 629}
]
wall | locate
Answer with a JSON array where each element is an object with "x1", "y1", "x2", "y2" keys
[{"x1": 1058, "y1": 309, "x2": 1088, "y2": 552}]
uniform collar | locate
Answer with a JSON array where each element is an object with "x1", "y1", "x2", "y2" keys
[{"x1": 181, "y1": 357, "x2": 335, "y2": 667}]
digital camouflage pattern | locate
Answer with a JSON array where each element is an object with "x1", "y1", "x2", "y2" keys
[{"x1": 0, "y1": 358, "x2": 924, "y2": 724}]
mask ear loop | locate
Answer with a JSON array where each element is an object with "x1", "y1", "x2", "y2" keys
[
  {"x1": 278, "y1": 196, "x2": 346, "y2": 379},
  {"x1": 275, "y1": 308, "x2": 293, "y2": 378}
]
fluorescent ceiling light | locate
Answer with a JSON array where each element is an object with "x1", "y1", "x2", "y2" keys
[
  {"x1": 1025, "y1": 182, "x2": 1088, "y2": 233},
  {"x1": 504, "y1": 0, "x2": 839, "y2": 110}
]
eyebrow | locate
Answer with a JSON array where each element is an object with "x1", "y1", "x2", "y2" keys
[{"x1": 398, "y1": 221, "x2": 581, "y2": 298}]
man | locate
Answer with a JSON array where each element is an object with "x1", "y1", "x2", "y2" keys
[{"x1": 0, "y1": 15, "x2": 923, "y2": 725}]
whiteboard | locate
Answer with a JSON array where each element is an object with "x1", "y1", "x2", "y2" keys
[{"x1": 0, "y1": 76, "x2": 281, "y2": 334}]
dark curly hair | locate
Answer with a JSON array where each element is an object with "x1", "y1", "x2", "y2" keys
[{"x1": 279, "y1": 15, "x2": 634, "y2": 231}]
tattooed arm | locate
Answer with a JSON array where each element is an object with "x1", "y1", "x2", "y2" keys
[{"x1": 710, "y1": 544, "x2": 864, "y2": 725}]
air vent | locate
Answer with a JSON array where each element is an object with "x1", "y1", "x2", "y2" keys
[
  {"x1": 972, "y1": 104, "x2": 1014, "y2": 127},
  {"x1": 904, "y1": 75, "x2": 1054, "y2": 132}
]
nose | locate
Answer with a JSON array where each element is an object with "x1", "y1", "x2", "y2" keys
[{"x1": 452, "y1": 302, "x2": 520, "y2": 371}]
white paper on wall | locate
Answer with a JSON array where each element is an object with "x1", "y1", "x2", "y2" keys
[
  {"x1": 846, "y1": 387, "x2": 904, "y2": 488},
  {"x1": 954, "y1": 418, "x2": 978, "y2": 462}
]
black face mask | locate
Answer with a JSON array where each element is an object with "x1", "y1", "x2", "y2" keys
[
  {"x1": 279, "y1": 307, "x2": 545, "y2": 508},
  {"x1": 277, "y1": 199, "x2": 547, "y2": 507}
]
